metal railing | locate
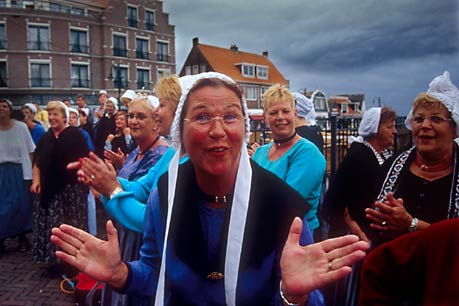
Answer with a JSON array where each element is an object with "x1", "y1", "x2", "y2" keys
[{"x1": 249, "y1": 115, "x2": 411, "y2": 179}]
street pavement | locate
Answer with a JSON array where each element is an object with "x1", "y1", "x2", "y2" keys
[
  {"x1": 0, "y1": 234, "x2": 74, "y2": 306},
  {"x1": 0, "y1": 206, "x2": 110, "y2": 306}
]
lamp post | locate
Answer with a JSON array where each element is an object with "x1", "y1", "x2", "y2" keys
[{"x1": 109, "y1": 63, "x2": 122, "y2": 100}]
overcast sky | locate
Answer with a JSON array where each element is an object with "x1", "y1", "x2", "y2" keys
[{"x1": 163, "y1": 0, "x2": 458, "y2": 115}]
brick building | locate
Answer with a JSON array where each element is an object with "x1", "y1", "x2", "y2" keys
[
  {"x1": 0, "y1": 0, "x2": 175, "y2": 106},
  {"x1": 180, "y1": 37, "x2": 288, "y2": 109}
]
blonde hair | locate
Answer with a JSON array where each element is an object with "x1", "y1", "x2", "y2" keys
[
  {"x1": 261, "y1": 84, "x2": 295, "y2": 112},
  {"x1": 412, "y1": 93, "x2": 451, "y2": 118},
  {"x1": 46, "y1": 101, "x2": 67, "y2": 118},
  {"x1": 155, "y1": 75, "x2": 182, "y2": 109}
]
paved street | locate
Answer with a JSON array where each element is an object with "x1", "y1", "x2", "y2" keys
[
  {"x1": 0, "y1": 206, "x2": 110, "y2": 306},
  {"x1": 0, "y1": 234, "x2": 74, "y2": 306}
]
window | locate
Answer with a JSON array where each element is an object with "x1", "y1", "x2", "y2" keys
[
  {"x1": 156, "y1": 41, "x2": 169, "y2": 62},
  {"x1": 185, "y1": 66, "x2": 191, "y2": 75},
  {"x1": 156, "y1": 69, "x2": 170, "y2": 81},
  {"x1": 113, "y1": 34, "x2": 127, "y2": 57},
  {"x1": 113, "y1": 66, "x2": 128, "y2": 89},
  {"x1": 261, "y1": 86, "x2": 270, "y2": 97},
  {"x1": 0, "y1": 24, "x2": 5, "y2": 49},
  {"x1": 136, "y1": 38, "x2": 149, "y2": 59},
  {"x1": 70, "y1": 29, "x2": 88, "y2": 53},
  {"x1": 30, "y1": 62, "x2": 51, "y2": 87},
  {"x1": 71, "y1": 7, "x2": 84, "y2": 15},
  {"x1": 50, "y1": 2, "x2": 70, "y2": 13},
  {"x1": 28, "y1": 25, "x2": 50, "y2": 50},
  {"x1": 257, "y1": 66, "x2": 268, "y2": 79},
  {"x1": 0, "y1": 61, "x2": 7, "y2": 87},
  {"x1": 145, "y1": 10, "x2": 155, "y2": 31},
  {"x1": 71, "y1": 63, "x2": 89, "y2": 88},
  {"x1": 136, "y1": 69, "x2": 150, "y2": 90},
  {"x1": 200, "y1": 64, "x2": 206, "y2": 73},
  {"x1": 127, "y1": 6, "x2": 137, "y2": 28},
  {"x1": 244, "y1": 85, "x2": 258, "y2": 101},
  {"x1": 242, "y1": 64, "x2": 255, "y2": 77},
  {"x1": 192, "y1": 65, "x2": 199, "y2": 75}
]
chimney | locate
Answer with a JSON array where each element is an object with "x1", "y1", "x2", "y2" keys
[
  {"x1": 193, "y1": 37, "x2": 199, "y2": 47},
  {"x1": 230, "y1": 44, "x2": 238, "y2": 52},
  {"x1": 262, "y1": 51, "x2": 268, "y2": 57}
]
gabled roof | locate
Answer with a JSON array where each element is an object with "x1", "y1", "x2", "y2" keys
[
  {"x1": 196, "y1": 43, "x2": 287, "y2": 85},
  {"x1": 335, "y1": 94, "x2": 365, "y2": 104}
]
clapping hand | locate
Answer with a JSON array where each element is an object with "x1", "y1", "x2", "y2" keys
[
  {"x1": 365, "y1": 192, "x2": 411, "y2": 237},
  {"x1": 67, "y1": 152, "x2": 120, "y2": 198}
]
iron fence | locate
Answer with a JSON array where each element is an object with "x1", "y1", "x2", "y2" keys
[{"x1": 249, "y1": 115, "x2": 412, "y2": 180}]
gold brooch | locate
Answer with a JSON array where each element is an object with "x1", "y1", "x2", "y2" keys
[{"x1": 206, "y1": 272, "x2": 224, "y2": 280}]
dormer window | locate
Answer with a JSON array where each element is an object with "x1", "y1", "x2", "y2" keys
[
  {"x1": 257, "y1": 66, "x2": 268, "y2": 79},
  {"x1": 242, "y1": 64, "x2": 255, "y2": 77}
]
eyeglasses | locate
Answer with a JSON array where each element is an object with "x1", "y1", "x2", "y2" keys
[
  {"x1": 412, "y1": 115, "x2": 452, "y2": 125},
  {"x1": 128, "y1": 113, "x2": 149, "y2": 120},
  {"x1": 184, "y1": 113, "x2": 242, "y2": 126}
]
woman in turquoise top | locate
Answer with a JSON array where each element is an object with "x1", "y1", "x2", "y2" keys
[{"x1": 252, "y1": 84, "x2": 326, "y2": 238}]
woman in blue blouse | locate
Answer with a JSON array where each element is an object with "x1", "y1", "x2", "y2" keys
[
  {"x1": 252, "y1": 84, "x2": 326, "y2": 238},
  {"x1": 52, "y1": 73, "x2": 368, "y2": 306},
  {"x1": 102, "y1": 97, "x2": 169, "y2": 306}
]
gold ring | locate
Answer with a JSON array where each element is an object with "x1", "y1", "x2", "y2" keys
[
  {"x1": 381, "y1": 220, "x2": 387, "y2": 226},
  {"x1": 328, "y1": 261, "x2": 333, "y2": 272}
]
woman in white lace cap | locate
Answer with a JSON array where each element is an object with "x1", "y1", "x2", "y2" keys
[
  {"x1": 321, "y1": 106, "x2": 397, "y2": 306},
  {"x1": 50, "y1": 72, "x2": 368, "y2": 306},
  {"x1": 324, "y1": 107, "x2": 397, "y2": 243},
  {"x1": 292, "y1": 92, "x2": 324, "y2": 153},
  {"x1": 366, "y1": 71, "x2": 459, "y2": 246}
]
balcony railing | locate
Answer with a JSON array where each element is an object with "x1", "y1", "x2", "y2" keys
[
  {"x1": 136, "y1": 50, "x2": 149, "y2": 60},
  {"x1": 114, "y1": 80, "x2": 128, "y2": 89},
  {"x1": 0, "y1": 76, "x2": 7, "y2": 87},
  {"x1": 30, "y1": 77, "x2": 51, "y2": 87},
  {"x1": 128, "y1": 18, "x2": 138, "y2": 28},
  {"x1": 28, "y1": 40, "x2": 50, "y2": 51},
  {"x1": 156, "y1": 53, "x2": 169, "y2": 62},
  {"x1": 136, "y1": 82, "x2": 150, "y2": 90},
  {"x1": 71, "y1": 78, "x2": 89, "y2": 88},
  {"x1": 113, "y1": 47, "x2": 127, "y2": 57},
  {"x1": 70, "y1": 43, "x2": 89, "y2": 54},
  {"x1": 146, "y1": 22, "x2": 155, "y2": 31}
]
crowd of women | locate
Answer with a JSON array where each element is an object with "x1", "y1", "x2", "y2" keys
[{"x1": 0, "y1": 70, "x2": 458, "y2": 305}]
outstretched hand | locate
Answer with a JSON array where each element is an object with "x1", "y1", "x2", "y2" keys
[
  {"x1": 50, "y1": 220, "x2": 128, "y2": 288},
  {"x1": 67, "y1": 152, "x2": 120, "y2": 197},
  {"x1": 280, "y1": 217, "x2": 369, "y2": 304}
]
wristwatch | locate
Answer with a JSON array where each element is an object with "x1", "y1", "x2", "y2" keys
[
  {"x1": 110, "y1": 186, "x2": 123, "y2": 199},
  {"x1": 409, "y1": 217, "x2": 419, "y2": 232}
]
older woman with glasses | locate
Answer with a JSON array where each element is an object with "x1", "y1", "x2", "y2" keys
[
  {"x1": 51, "y1": 72, "x2": 368, "y2": 306},
  {"x1": 366, "y1": 71, "x2": 459, "y2": 246},
  {"x1": 102, "y1": 97, "x2": 169, "y2": 306}
]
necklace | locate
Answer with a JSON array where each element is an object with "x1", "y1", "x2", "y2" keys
[
  {"x1": 414, "y1": 154, "x2": 453, "y2": 172},
  {"x1": 273, "y1": 132, "x2": 297, "y2": 147},
  {"x1": 136, "y1": 136, "x2": 160, "y2": 160},
  {"x1": 362, "y1": 140, "x2": 385, "y2": 165}
]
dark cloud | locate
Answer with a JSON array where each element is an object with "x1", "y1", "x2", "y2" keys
[{"x1": 164, "y1": 0, "x2": 459, "y2": 115}]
